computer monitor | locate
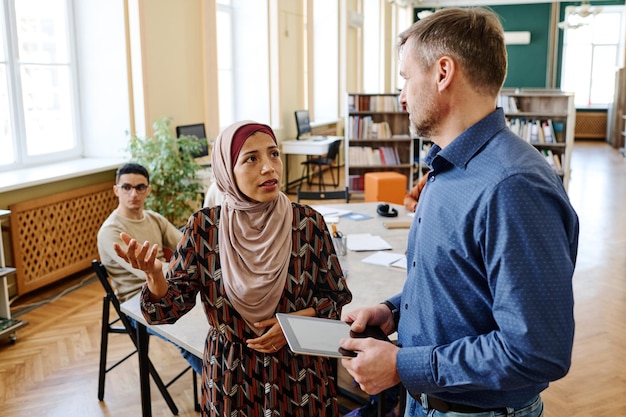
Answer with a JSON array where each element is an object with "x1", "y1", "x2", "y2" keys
[
  {"x1": 176, "y1": 123, "x2": 208, "y2": 158},
  {"x1": 294, "y1": 110, "x2": 312, "y2": 139}
]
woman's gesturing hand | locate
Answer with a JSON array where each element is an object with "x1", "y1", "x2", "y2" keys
[{"x1": 113, "y1": 232, "x2": 168, "y2": 299}]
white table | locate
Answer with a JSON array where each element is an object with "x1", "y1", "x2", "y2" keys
[
  {"x1": 121, "y1": 293, "x2": 208, "y2": 358},
  {"x1": 121, "y1": 202, "x2": 412, "y2": 417},
  {"x1": 281, "y1": 136, "x2": 343, "y2": 192}
]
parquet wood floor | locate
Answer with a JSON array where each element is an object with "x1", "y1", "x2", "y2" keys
[{"x1": 1, "y1": 140, "x2": 625, "y2": 416}]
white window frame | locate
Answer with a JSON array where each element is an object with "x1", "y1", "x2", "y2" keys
[
  {"x1": 216, "y1": 0, "x2": 270, "y2": 130},
  {"x1": 363, "y1": 0, "x2": 382, "y2": 94},
  {"x1": 0, "y1": 0, "x2": 81, "y2": 172},
  {"x1": 560, "y1": 5, "x2": 626, "y2": 108},
  {"x1": 312, "y1": 1, "x2": 339, "y2": 123}
]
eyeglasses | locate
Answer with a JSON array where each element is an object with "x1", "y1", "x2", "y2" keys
[{"x1": 117, "y1": 183, "x2": 149, "y2": 194}]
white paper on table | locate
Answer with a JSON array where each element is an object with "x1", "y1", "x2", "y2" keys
[
  {"x1": 346, "y1": 233, "x2": 392, "y2": 251},
  {"x1": 361, "y1": 252, "x2": 405, "y2": 267},
  {"x1": 310, "y1": 205, "x2": 352, "y2": 217},
  {"x1": 389, "y1": 256, "x2": 407, "y2": 270}
]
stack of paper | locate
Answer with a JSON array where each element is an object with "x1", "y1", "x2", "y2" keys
[
  {"x1": 310, "y1": 205, "x2": 351, "y2": 217},
  {"x1": 361, "y1": 252, "x2": 407, "y2": 269},
  {"x1": 346, "y1": 234, "x2": 392, "y2": 251}
]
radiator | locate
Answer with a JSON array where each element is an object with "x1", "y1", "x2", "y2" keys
[
  {"x1": 575, "y1": 111, "x2": 607, "y2": 139},
  {"x1": 9, "y1": 182, "x2": 117, "y2": 295}
]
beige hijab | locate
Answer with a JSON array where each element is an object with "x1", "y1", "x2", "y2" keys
[{"x1": 211, "y1": 120, "x2": 293, "y2": 335}]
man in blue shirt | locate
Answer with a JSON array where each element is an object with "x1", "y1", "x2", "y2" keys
[{"x1": 340, "y1": 8, "x2": 579, "y2": 417}]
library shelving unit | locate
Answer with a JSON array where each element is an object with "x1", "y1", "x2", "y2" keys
[
  {"x1": 498, "y1": 89, "x2": 576, "y2": 192},
  {"x1": 345, "y1": 93, "x2": 414, "y2": 195},
  {"x1": 0, "y1": 210, "x2": 27, "y2": 344},
  {"x1": 620, "y1": 114, "x2": 626, "y2": 157},
  {"x1": 415, "y1": 137, "x2": 432, "y2": 181}
]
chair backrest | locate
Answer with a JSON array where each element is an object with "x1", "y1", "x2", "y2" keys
[
  {"x1": 294, "y1": 110, "x2": 312, "y2": 139},
  {"x1": 176, "y1": 123, "x2": 208, "y2": 158},
  {"x1": 92, "y1": 260, "x2": 136, "y2": 333},
  {"x1": 326, "y1": 139, "x2": 342, "y2": 161},
  {"x1": 296, "y1": 186, "x2": 350, "y2": 203}
]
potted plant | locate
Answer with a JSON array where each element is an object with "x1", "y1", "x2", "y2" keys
[{"x1": 128, "y1": 117, "x2": 205, "y2": 227}]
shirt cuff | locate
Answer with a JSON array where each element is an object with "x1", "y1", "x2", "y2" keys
[{"x1": 396, "y1": 345, "x2": 436, "y2": 395}]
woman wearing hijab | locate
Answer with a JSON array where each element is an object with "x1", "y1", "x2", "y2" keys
[{"x1": 114, "y1": 120, "x2": 352, "y2": 416}]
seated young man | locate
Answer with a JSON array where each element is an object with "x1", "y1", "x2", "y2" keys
[{"x1": 97, "y1": 163, "x2": 202, "y2": 375}]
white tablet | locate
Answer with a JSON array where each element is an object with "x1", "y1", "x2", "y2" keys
[{"x1": 276, "y1": 313, "x2": 388, "y2": 359}]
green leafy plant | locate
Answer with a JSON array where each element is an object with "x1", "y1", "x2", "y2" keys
[{"x1": 129, "y1": 117, "x2": 204, "y2": 227}]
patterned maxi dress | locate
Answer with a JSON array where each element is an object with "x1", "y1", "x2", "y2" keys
[{"x1": 140, "y1": 203, "x2": 352, "y2": 416}]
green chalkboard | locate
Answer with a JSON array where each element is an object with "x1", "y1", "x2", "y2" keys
[{"x1": 491, "y1": 4, "x2": 553, "y2": 88}]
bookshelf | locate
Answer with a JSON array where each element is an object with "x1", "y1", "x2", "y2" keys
[
  {"x1": 498, "y1": 89, "x2": 576, "y2": 191},
  {"x1": 415, "y1": 137, "x2": 432, "y2": 181},
  {"x1": 0, "y1": 210, "x2": 27, "y2": 344},
  {"x1": 345, "y1": 93, "x2": 414, "y2": 194},
  {"x1": 621, "y1": 114, "x2": 626, "y2": 157}
]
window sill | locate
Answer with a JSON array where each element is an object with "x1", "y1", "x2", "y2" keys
[{"x1": 0, "y1": 158, "x2": 126, "y2": 193}]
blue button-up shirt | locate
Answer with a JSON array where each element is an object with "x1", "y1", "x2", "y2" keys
[{"x1": 390, "y1": 108, "x2": 579, "y2": 409}]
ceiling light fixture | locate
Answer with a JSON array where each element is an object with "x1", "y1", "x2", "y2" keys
[
  {"x1": 558, "y1": 1, "x2": 602, "y2": 30},
  {"x1": 572, "y1": 0, "x2": 603, "y2": 18},
  {"x1": 417, "y1": 10, "x2": 434, "y2": 19},
  {"x1": 388, "y1": 0, "x2": 424, "y2": 8}
]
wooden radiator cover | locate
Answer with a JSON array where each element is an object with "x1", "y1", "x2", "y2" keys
[
  {"x1": 575, "y1": 111, "x2": 607, "y2": 140},
  {"x1": 9, "y1": 181, "x2": 117, "y2": 295}
]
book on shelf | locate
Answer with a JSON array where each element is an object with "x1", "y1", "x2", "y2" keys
[
  {"x1": 370, "y1": 148, "x2": 382, "y2": 165},
  {"x1": 348, "y1": 175, "x2": 364, "y2": 192},
  {"x1": 349, "y1": 116, "x2": 397, "y2": 139},
  {"x1": 535, "y1": 120, "x2": 544, "y2": 143},
  {"x1": 349, "y1": 146, "x2": 401, "y2": 166},
  {"x1": 541, "y1": 149, "x2": 562, "y2": 174},
  {"x1": 552, "y1": 152, "x2": 562, "y2": 171},
  {"x1": 499, "y1": 94, "x2": 519, "y2": 113},
  {"x1": 552, "y1": 121, "x2": 565, "y2": 143},
  {"x1": 379, "y1": 147, "x2": 387, "y2": 165},
  {"x1": 370, "y1": 121, "x2": 392, "y2": 139},
  {"x1": 542, "y1": 120, "x2": 556, "y2": 144},
  {"x1": 529, "y1": 121, "x2": 540, "y2": 143},
  {"x1": 347, "y1": 94, "x2": 355, "y2": 112},
  {"x1": 349, "y1": 94, "x2": 401, "y2": 112},
  {"x1": 507, "y1": 117, "x2": 563, "y2": 145}
]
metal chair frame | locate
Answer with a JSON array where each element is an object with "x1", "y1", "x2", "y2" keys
[
  {"x1": 300, "y1": 139, "x2": 342, "y2": 191},
  {"x1": 93, "y1": 260, "x2": 199, "y2": 414}
]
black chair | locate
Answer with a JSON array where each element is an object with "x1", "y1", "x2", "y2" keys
[
  {"x1": 93, "y1": 260, "x2": 199, "y2": 414},
  {"x1": 300, "y1": 139, "x2": 342, "y2": 191},
  {"x1": 296, "y1": 186, "x2": 350, "y2": 203},
  {"x1": 294, "y1": 110, "x2": 313, "y2": 139}
]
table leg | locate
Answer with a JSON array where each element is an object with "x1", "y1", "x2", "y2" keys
[{"x1": 136, "y1": 323, "x2": 152, "y2": 417}]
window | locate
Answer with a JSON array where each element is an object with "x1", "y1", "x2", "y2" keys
[
  {"x1": 0, "y1": 0, "x2": 79, "y2": 170},
  {"x1": 363, "y1": 0, "x2": 381, "y2": 93},
  {"x1": 560, "y1": 5, "x2": 625, "y2": 107},
  {"x1": 312, "y1": 1, "x2": 338, "y2": 122},
  {"x1": 216, "y1": 0, "x2": 270, "y2": 130}
]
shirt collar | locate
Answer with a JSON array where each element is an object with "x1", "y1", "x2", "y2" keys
[{"x1": 424, "y1": 107, "x2": 507, "y2": 172}]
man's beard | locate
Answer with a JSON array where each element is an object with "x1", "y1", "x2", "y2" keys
[{"x1": 409, "y1": 103, "x2": 438, "y2": 139}]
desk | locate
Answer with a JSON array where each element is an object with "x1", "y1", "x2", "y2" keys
[
  {"x1": 281, "y1": 136, "x2": 342, "y2": 192},
  {"x1": 121, "y1": 202, "x2": 411, "y2": 417},
  {"x1": 121, "y1": 293, "x2": 207, "y2": 417}
]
